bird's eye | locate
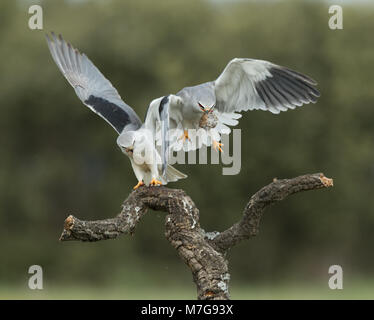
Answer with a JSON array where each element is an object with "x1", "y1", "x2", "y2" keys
[{"x1": 198, "y1": 102, "x2": 205, "y2": 111}]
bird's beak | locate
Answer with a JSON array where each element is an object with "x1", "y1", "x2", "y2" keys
[
  {"x1": 198, "y1": 102, "x2": 215, "y2": 114},
  {"x1": 125, "y1": 147, "x2": 133, "y2": 154},
  {"x1": 198, "y1": 102, "x2": 206, "y2": 112},
  {"x1": 208, "y1": 104, "x2": 215, "y2": 114}
]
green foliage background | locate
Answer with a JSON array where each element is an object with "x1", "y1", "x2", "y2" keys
[{"x1": 0, "y1": 0, "x2": 374, "y2": 298}]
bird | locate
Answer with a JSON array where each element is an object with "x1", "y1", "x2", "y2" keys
[
  {"x1": 46, "y1": 32, "x2": 186, "y2": 189},
  {"x1": 156, "y1": 58, "x2": 320, "y2": 157},
  {"x1": 46, "y1": 32, "x2": 320, "y2": 189}
]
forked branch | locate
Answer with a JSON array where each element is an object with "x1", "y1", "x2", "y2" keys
[{"x1": 60, "y1": 173, "x2": 333, "y2": 300}]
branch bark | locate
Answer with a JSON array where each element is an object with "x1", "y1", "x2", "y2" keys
[{"x1": 60, "y1": 173, "x2": 333, "y2": 300}]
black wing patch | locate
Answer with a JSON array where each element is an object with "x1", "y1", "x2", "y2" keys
[
  {"x1": 254, "y1": 66, "x2": 320, "y2": 112},
  {"x1": 84, "y1": 95, "x2": 131, "y2": 133},
  {"x1": 159, "y1": 95, "x2": 169, "y2": 114},
  {"x1": 159, "y1": 95, "x2": 170, "y2": 176}
]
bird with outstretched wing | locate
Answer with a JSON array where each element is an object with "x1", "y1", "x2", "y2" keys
[
  {"x1": 156, "y1": 58, "x2": 320, "y2": 156},
  {"x1": 46, "y1": 33, "x2": 186, "y2": 189},
  {"x1": 46, "y1": 33, "x2": 320, "y2": 189}
]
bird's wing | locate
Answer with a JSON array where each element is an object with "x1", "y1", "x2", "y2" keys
[
  {"x1": 143, "y1": 96, "x2": 173, "y2": 176},
  {"x1": 46, "y1": 32, "x2": 142, "y2": 134},
  {"x1": 214, "y1": 58, "x2": 320, "y2": 114},
  {"x1": 159, "y1": 96, "x2": 170, "y2": 176},
  {"x1": 160, "y1": 93, "x2": 203, "y2": 152}
]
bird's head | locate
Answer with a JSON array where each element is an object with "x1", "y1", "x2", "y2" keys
[
  {"x1": 117, "y1": 130, "x2": 150, "y2": 163},
  {"x1": 198, "y1": 102, "x2": 215, "y2": 114},
  {"x1": 117, "y1": 131, "x2": 137, "y2": 155}
]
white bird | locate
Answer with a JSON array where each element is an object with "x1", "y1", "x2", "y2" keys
[
  {"x1": 156, "y1": 58, "x2": 320, "y2": 156},
  {"x1": 47, "y1": 33, "x2": 320, "y2": 188},
  {"x1": 46, "y1": 32, "x2": 186, "y2": 189}
]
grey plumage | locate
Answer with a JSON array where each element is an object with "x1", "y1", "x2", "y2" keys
[
  {"x1": 159, "y1": 95, "x2": 170, "y2": 176},
  {"x1": 46, "y1": 32, "x2": 186, "y2": 187},
  {"x1": 46, "y1": 32, "x2": 142, "y2": 133},
  {"x1": 213, "y1": 58, "x2": 320, "y2": 114},
  {"x1": 46, "y1": 33, "x2": 320, "y2": 187},
  {"x1": 152, "y1": 57, "x2": 320, "y2": 164}
]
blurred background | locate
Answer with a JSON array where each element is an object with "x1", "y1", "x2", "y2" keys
[{"x1": 0, "y1": 0, "x2": 374, "y2": 299}]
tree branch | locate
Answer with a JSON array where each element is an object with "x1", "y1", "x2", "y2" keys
[
  {"x1": 210, "y1": 173, "x2": 333, "y2": 253},
  {"x1": 59, "y1": 172, "x2": 333, "y2": 300}
]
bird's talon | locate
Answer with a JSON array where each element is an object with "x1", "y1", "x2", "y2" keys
[
  {"x1": 212, "y1": 140, "x2": 224, "y2": 152},
  {"x1": 178, "y1": 130, "x2": 191, "y2": 143},
  {"x1": 150, "y1": 178, "x2": 163, "y2": 186},
  {"x1": 133, "y1": 181, "x2": 145, "y2": 190}
]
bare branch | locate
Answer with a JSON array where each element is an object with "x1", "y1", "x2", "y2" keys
[
  {"x1": 59, "y1": 189, "x2": 149, "y2": 241},
  {"x1": 210, "y1": 173, "x2": 333, "y2": 253},
  {"x1": 59, "y1": 172, "x2": 333, "y2": 300},
  {"x1": 60, "y1": 186, "x2": 230, "y2": 300}
]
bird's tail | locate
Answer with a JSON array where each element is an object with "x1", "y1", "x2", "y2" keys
[{"x1": 164, "y1": 164, "x2": 187, "y2": 183}]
